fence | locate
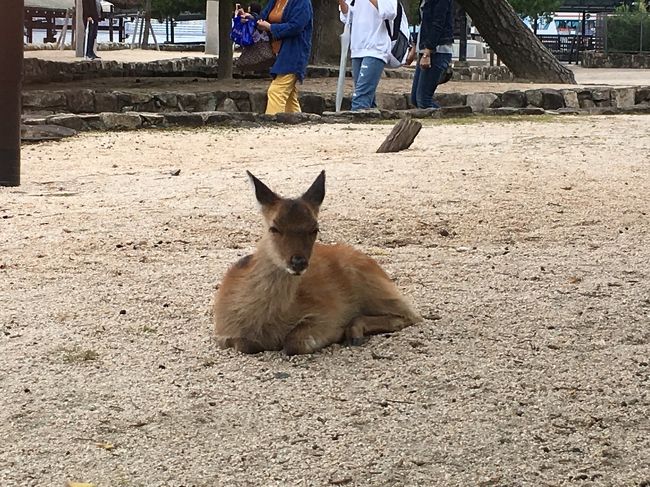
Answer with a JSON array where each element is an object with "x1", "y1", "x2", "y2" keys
[{"x1": 536, "y1": 34, "x2": 595, "y2": 63}]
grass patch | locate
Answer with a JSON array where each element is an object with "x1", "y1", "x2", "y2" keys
[
  {"x1": 57, "y1": 346, "x2": 99, "y2": 364},
  {"x1": 425, "y1": 114, "x2": 570, "y2": 126}
]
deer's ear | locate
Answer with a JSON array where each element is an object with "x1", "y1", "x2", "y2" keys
[
  {"x1": 301, "y1": 170, "x2": 326, "y2": 209},
  {"x1": 247, "y1": 171, "x2": 280, "y2": 207}
]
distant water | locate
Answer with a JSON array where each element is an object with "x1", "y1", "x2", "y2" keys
[{"x1": 28, "y1": 19, "x2": 208, "y2": 45}]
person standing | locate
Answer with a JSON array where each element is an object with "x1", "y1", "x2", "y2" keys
[
  {"x1": 338, "y1": 0, "x2": 396, "y2": 111},
  {"x1": 257, "y1": 0, "x2": 313, "y2": 114},
  {"x1": 409, "y1": 0, "x2": 453, "y2": 108},
  {"x1": 82, "y1": 0, "x2": 103, "y2": 60}
]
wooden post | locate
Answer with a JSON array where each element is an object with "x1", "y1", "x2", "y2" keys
[
  {"x1": 75, "y1": 0, "x2": 84, "y2": 56},
  {"x1": 0, "y1": 0, "x2": 23, "y2": 186},
  {"x1": 376, "y1": 119, "x2": 422, "y2": 154}
]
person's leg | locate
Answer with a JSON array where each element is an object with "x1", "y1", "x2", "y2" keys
[
  {"x1": 410, "y1": 63, "x2": 421, "y2": 107},
  {"x1": 85, "y1": 20, "x2": 97, "y2": 58},
  {"x1": 266, "y1": 74, "x2": 298, "y2": 114},
  {"x1": 285, "y1": 77, "x2": 301, "y2": 112},
  {"x1": 415, "y1": 52, "x2": 451, "y2": 109},
  {"x1": 351, "y1": 56, "x2": 385, "y2": 111}
]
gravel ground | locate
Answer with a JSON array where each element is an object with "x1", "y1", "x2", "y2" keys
[{"x1": 1, "y1": 115, "x2": 649, "y2": 487}]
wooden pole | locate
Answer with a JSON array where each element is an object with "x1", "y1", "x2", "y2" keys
[
  {"x1": 0, "y1": 0, "x2": 23, "y2": 186},
  {"x1": 75, "y1": 0, "x2": 84, "y2": 56},
  {"x1": 376, "y1": 119, "x2": 422, "y2": 154}
]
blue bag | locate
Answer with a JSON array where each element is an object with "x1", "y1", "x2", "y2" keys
[{"x1": 230, "y1": 15, "x2": 256, "y2": 47}]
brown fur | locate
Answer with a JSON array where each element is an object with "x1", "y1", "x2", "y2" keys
[{"x1": 213, "y1": 171, "x2": 422, "y2": 355}]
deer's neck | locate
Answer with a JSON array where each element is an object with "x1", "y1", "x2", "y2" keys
[{"x1": 250, "y1": 242, "x2": 301, "y2": 313}]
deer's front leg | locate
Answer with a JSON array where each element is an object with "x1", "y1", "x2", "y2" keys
[{"x1": 283, "y1": 320, "x2": 345, "y2": 356}]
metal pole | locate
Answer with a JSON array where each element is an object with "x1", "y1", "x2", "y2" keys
[
  {"x1": 75, "y1": 0, "x2": 84, "y2": 56},
  {"x1": 0, "y1": 0, "x2": 23, "y2": 186}
]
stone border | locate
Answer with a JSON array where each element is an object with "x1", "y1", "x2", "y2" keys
[
  {"x1": 23, "y1": 55, "x2": 513, "y2": 84},
  {"x1": 22, "y1": 85, "x2": 650, "y2": 117},
  {"x1": 582, "y1": 50, "x2": 650, "y2": 69},
  {"x1": 20, "y1": 103, "x2": 650, "y2": 141}
]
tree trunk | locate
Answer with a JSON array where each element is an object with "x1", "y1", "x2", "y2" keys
[
  {"x1": 310, "y1": 0, "x2": 343, "y2": 64},
  {"x1": 458, "y1": 0, "x2": 576, "y2": 83},
  {"x1": 218, "y1": 0, "x2": 233, "y2": 78},
  {"x1": 142, "y1": 0, "x2": 151, "y2": 46}
]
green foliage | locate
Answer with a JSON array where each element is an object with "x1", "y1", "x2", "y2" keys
[
  {"x1": 607, "y1": 5, "x2": 650, "y2": 52},
  {"x1": 152, "y1": 0, "x2": 207, "y2": 18},
  {"x1": 508, "y1": 0, "x2": 562, "y2": 24}
]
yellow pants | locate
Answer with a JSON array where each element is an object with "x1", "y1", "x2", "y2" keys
[{"x1": 265, "y1": 74, "x2": 301, "y2": 114}]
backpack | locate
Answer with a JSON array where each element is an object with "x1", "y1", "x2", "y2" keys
[{"x1": 385, "y1": 1, "x2": 410, "y2": 69}]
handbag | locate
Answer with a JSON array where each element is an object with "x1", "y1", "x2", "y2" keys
[
  {"x1": 230, "y1": 16, "x2": 255, "y2": 47},
  {"x1": 235, "y1": 40, "x2": 276, "y2": 72}
]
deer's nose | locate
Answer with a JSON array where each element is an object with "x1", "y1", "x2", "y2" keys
[{"x1": 290, "y1": 255, "x2": 308, "y2": 273}]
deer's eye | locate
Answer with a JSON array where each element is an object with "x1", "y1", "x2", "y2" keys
[{"x1": 269, "y1": 226, "x2": 280, "y2": 234}]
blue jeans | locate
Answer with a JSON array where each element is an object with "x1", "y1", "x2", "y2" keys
[
  {"x1": 351, "y1": 56, "x2": 386, "y2": 111},
  {"x1": 410, "y1": 52, "x2": 452, "y2": 109}
]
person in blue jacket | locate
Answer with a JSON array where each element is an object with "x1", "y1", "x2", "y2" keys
[
  {"x1": 408, "y1": 0, "x2": 453, "y2": 108},
  {"x1": 257, "y1": 0, "x2": 313, "y2": 114}
]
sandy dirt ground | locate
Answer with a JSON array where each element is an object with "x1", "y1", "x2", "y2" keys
[{"x1": 1, "y1": 115, "x2": 649, "y2": 487}]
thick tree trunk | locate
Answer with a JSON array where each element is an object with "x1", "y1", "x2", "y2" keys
[
  {"x1": 218, "y1": 0, "x2": 233, "y2": 78},
  {"x1": 310, "y1": 0, "x2": 343, "y2": 64},
  {"x1": 458, "y1": 0, "x2": 576, "y2": 83}
]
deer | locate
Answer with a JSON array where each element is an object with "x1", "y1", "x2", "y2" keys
[{"x1": 213, "y1": 171, "x2": 422, "y2": 355}]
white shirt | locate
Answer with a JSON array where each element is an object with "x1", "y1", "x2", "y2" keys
[{"x1": 340, "y1": 0, "x2": 397, "y2": 63}]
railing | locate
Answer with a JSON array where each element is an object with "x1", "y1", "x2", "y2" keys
[{"x1": 536, "y1": 34, "x2": 595, "y2": 63}]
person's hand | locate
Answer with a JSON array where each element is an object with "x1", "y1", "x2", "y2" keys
[
  {"x1": 87, "y1": 17, "x2": 94, "y2": 23},
  {"x1": 420, "y1": 51, "x2": 431, "y2": 69},
  {"x1": 257, "y1": 20, "x2": 271, "y2": 31},
  {"x1": 405, "y1": 45, "x2": 416, "y2": 66}
]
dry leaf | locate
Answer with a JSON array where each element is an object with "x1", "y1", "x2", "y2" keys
[
  {"x1": 96, "y1": 442, "x2": 114, "y2": 450},
  {"x1": 66, "y1": 482, "x2": 96, "y2": 487}
]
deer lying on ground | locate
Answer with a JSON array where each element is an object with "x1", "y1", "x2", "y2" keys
[{"x1": 213, "y1": 171, "x2": 422, "y2": 355}]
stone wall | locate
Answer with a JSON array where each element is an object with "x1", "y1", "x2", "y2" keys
[
  {"x1": 23, "y1": 54, "x2": 513, "y2": 85},
  {"x1": 21, "y1": 85, "x2": 650, "y2": 117},
  {"x1": 451, "y1": 65, "x2": 513, "y2": 82},
  {"x1": 582, "y1": 50, "x2": 650, "y2": 69}
]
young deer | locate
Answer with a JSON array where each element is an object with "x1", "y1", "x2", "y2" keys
[{"x1": 213, "y1": 171, "x2": 422, "y2": 355}]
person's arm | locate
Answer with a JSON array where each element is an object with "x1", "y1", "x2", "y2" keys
[
  {"x1": 374, "y1": 0, "x2": 396, "y2": 20},
  {"x1": 259, "y1": 0, "x2": 313, "y2": 39},
  {"x1": 419, "y1": 0, "x2": 451, "y2": 51}
]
